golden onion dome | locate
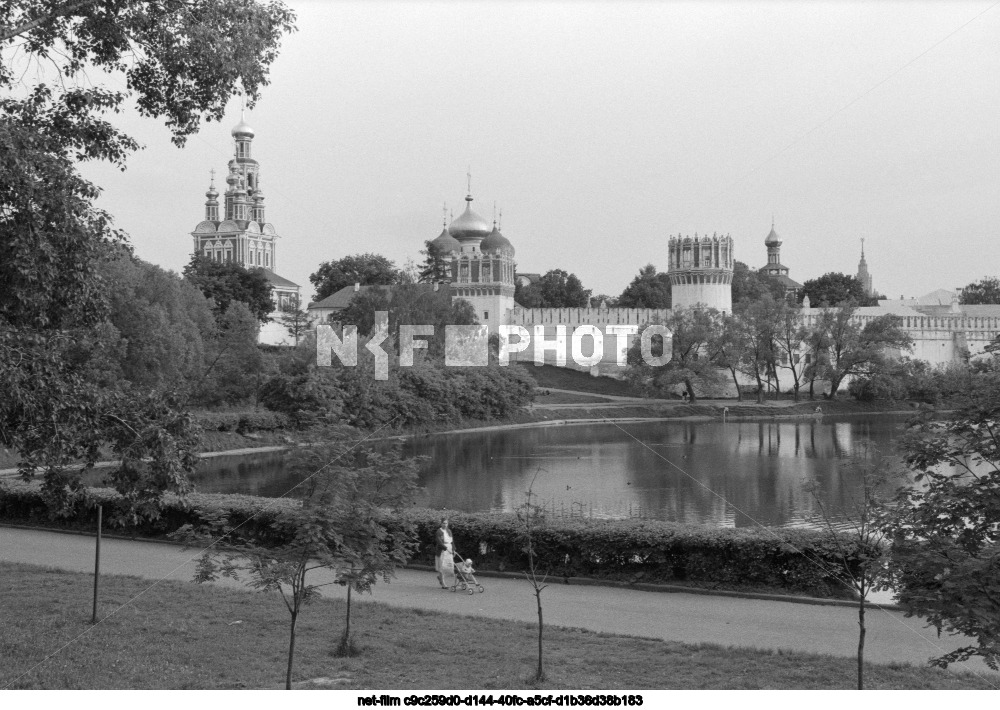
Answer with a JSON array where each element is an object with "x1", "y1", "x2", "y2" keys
[
  {"x1": 232, "y1": 117, "x2": 255, "y2": 139},
  {"x1": 765, "y1": 224, "x2": 781, "y2": 245},
  {"x1": 448, "y1": 195, "x2": 491, "y2": 242}
]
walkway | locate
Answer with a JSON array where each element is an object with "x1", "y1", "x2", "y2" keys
[{"x1": 0, "y1": 527, "x2": 995, "y2": 680}]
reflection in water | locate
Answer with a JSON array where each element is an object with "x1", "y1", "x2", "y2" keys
[{"x1": 185, "y1": 415, "x2": 910, "y2": 530}]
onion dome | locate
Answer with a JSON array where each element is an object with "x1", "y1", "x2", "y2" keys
[
  {"x1": 232, "y1": 116, "x2": 255, "y2": 139},
  {"x1": 765, "y1": 223, "x2": 781, "y2": 245},
  {"x1": 448, "y1": 194, "x2": 491, "y2": 242},
  {"x1": 206, "y1": 181, "x2": 219, "y2": 200},
  {"x1": 481, "y1": 225, "x2": 514, "y2": 255},
  {"x1": 430, "y1": 227, "x2": 461, "y2": 253},
  {"x1": 225, "y1": 171, "x2": 239, "y2": 187}
]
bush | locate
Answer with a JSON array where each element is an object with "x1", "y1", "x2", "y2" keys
[
  {"x1": 0, "y1": 482, "x2": 862, "y2": 598},
  {"x1": 193, "y1": 410, "x2": 290, "y2": 433},
  {"x1": 407, "y1": 509, "x2": 863, "y2": 598}
]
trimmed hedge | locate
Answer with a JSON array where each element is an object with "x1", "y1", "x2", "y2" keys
[
  {"x1": 0, "y1": 482, "x2": 862, "y2": 598},
  {"x1": 407, "y1": 510, "x2": 864, "y2": 599}
]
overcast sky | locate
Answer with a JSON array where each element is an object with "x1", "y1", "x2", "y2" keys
[{"x1": 81, "y1": 0, "x2": 1000, "y2": 303}]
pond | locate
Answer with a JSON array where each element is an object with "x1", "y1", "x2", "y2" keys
[{"x1": 181, "y1": 414, "x2": 912, "y2": 530}]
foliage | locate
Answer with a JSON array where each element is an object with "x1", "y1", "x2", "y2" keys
[
  {"x1": 772, "y1": 301, "x2": 809, "y2": 400},
  {"x1": 182, "y1": 255, "x2": 275, "y2": 323},
  {"x1": 589, "y1": 294, "x2": 620, "y2": 308},
  {"x1": 807, "y1": 453, "x2": 900, "y2": 689},
  {"x1": 959, "y1": 276, "x2": 1000, "y2": 305},
  {"x1": 734, "y1": 295, "x2": 780, "y2": 402},
  {"x1": 183, "y1": 441, "x2": 419, "y2": 684},
  {"x1": 626, "y1": 307, "x2": 726, "y2": 402},
  {"x1": 731, "y1": 261, "x2": 787, "y2": 306},
  {"x1": 617, "y1": 264, "x2": 671, "y2": 309},
  {"x1": 418, "y1": 240, "x2": 453, "y2": 283},
  {"x1": 407, "y1": 509, "x2": 867, "y2": 598},
  {"x1": 192, "y1": 409, "x2": 290, "y2": 433},
  {"x1": 98, "y1": 252, "x2": 217, "y2": 391},
  {"x1": 515, "y1": 269, "x2": 591, "y2": 308},
  {"x1": 309, "y1": 253, "x2": 403, "y2": 301},
  {"x1": 193, "y1": 301, "x2": 269, "y2": 406},
  {"x1": 278, "y1": 306, "x2": 311, "y2": 346},
  {"x1": 811, "y1": 305, "x2": 912, "y2": 399},
  {"x1": 891, "y1": 372, "x2": 1000, "y2": 669},
  {"x1": 800, "y1": 272, "x2": 874, "y2": 307}
]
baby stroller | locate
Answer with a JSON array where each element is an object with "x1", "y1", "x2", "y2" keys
[{"x1": 449, "y1": 550, "x2": 485, "y2": 595}]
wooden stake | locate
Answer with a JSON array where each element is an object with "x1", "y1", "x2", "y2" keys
[{"x1": 92, "y1": 504, "x2": 102, "y2": 624}]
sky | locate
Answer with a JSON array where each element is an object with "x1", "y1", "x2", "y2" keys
[{"x1": 78, "y1": 0, "x2": 1000, "y2": 303}]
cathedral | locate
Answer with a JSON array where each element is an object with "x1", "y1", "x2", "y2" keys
[{"x1": 190, "y1": 115, "x2": 301, "y2": 345}]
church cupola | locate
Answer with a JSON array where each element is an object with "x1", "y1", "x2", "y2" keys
[{"x1": 204, "y1": 173, "x2": 219, "y2": 221}]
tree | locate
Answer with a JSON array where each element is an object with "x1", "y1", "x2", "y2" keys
[
  {"x1": 812, "y1": 305, "x2": 913, "y2": 399},
  {"x1": 310, "y1": 253, "x2": 403, "y2": 301},
  {"x1": 183, "y1": 255, "x2": 275, "y2": 323},
  {"x1": 959, "y1": 276, "x2": 1000, "y2": 305},
  {"x1": 617, "y1": 264, "x2": 671, "y2": 309},
  {"x1": 589, "y1": 294, "x2": 619, "y2": 308},
  {"x1": 808, "y1": 453, "x2": 899, "y2": 689},
  {"x1": 515, "y1": 269, "x2": 591, "y2": 308},
  {"x1": 731, "y1": 261, "x2": 786, "y2": 306},
  {"x1": 800, "y1": 272, "x2": 874, "y2": 307},
  {"x1": 892, "y1": 372, "x2": 1000, "y2": 669},
  {"x1": 278, "y1": 305, "x2": 311, "y2": 347},
  {"x1": 712, "y1": 313, "x2": 749, "y2": 401},
  {"x1": 0, "y1": 0, "x2": 293, "y2": 519},
  {"x1": 517, "y1": 469, "x2": 549, "y2": 683},
  {"x1": 772, "y1": 301, "x2": 809, "y2": 400},
  {"x1": 418, "y1": 240, "x2": 453, "y2": 283},
  {"x1": 194, "y1": 301, "x2": 266, "y2": 406},
  {"x1": 736, "y1": 296, "x2": 780, "y2": 403},
  {"x1": 626, "y1": 307, "x2": 725, "y2": 403},
  {"x1": 187, "y1": 440, "x2": 419, "y2": 687}
]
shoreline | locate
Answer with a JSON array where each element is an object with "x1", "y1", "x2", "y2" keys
[{"x1": 0, "y1": 403, "x2": 922, "y2": 475}]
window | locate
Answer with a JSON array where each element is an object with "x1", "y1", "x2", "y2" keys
[{"x1": 484, "y1": 311, "x2": 489, "y2": 320}]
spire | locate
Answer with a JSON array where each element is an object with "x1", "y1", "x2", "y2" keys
[
  {"x1": 493, "y1": 201, "x2": 497, "y2": 226},
  {"x1": 442, "y1": 202, "x2": 448, "y2": 228},
  {"x1": 467, "y1": 166, "x2": 472, "y2": 197},
  {"x1": 499, "y1": 207, "x2": 503, "y2": 230}
]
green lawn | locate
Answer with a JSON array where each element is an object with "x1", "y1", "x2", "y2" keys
[{"x1": 0, "y1": 562, "x2": 991, "y2": 690}]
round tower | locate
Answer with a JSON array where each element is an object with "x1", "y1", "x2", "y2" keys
[{"x1": 666, "y1": 231, "x2": 734, "y2": 313}]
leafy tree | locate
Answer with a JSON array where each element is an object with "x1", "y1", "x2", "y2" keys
[
  {"x1": 800, "y1": 272, "x2": 874, "y2": 307},
  {"x1": 183, "y1": 255, "x2": 275, "y2": 323},
  {"x1": 959, "y1": 276, "x2": 1000, "y2": 305},
  {"x1": 0, "y1": 0, "x2": 293, "y2": 518},
  {"x1": 99, "y1": 252, "x2": 217, "y2": 391},
  {"x1": 731, "y1": 261, "x2": 786, "y2": 306},
  {"x1": 712, "y1": 313, "x2": 749, "y2": 400},
  {"x1": 736, "y1": 296, "x2": 780, "y2": 403},
  {"x1": 288, "y1": 442, "x2": 420, "y2": 656},
  {"x1": 892, "y1": 372, "x2": 1000, "y2": 669},
  {"x1": 617, "y1": 264, "x2": 671, "y2": 309},
  {"x1": 310, "y1": 253, "x2": 403, "y2": 301},
  {"x1": 515, "y1": 269, "x2": 591, "y2": 308},
  {"x1": 772, "y1": 301, "x2": 809, "y2": 400},
  {"x1": 812, "y1": 305, "x2": 913, "y2": 399},
  {"x1": 626, "y1": 307, "x2": 725, "y2": 403},
  {"x1": 194, "y1": 301, "x2": 266, "y2": 406},
  {"x1": 186, "y1": 441, "x2": 417, "y2": 687},
  {"x1": 418, "y1": 240, "x2": 453, "y2": 283}
]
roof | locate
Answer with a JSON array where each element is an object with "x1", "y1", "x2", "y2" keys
[
  {"x1": 263, "y1": 270, "x2": 300, "y2": 290},
  {"x1": 515, "y1": 272, "x2": 542, "y2": 284},
  {"x1": 768, "y1": 274, "x2": 802, "y2": 289},
  {"x1": 481, "y1": 226, "x2": 514, "y2": 255},
  {"x1": 765, "y1": 226, "x2": 781, "y2": 245},
  {"x1": 307, "y1": 283, "x2": 451, "y2": 311}
]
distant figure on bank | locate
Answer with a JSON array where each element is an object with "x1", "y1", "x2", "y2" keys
[{"x1": 435, "y1": 517, "x2": 454, "y2": 589}]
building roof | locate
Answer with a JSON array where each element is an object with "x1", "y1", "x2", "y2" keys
[
  {"x1": 765, "y1": 225, "x2": 781, "y2": 246},
  {"x1": 515, "y1": 272, "x2": 542, "y2": 284},
  {"x1": 481, "y1": 226, "x2": 514, "y2": 255},
  {"x1": 263, "y1": 270, "x2": 299, "y2": 290},
  {"x1": 768, "y1": 273, "x2": 802, "y2": 290},
  {"x1": 307, "y1": 282, "x2": 451, "y2": 311},
  {"x1": 430, "y1": 227, "x2": 461, "y2": 253},
  {"x1": 449, "y1": 195, "x2": 491, "y2": 242}
]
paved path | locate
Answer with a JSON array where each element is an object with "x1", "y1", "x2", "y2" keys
[{"x1": 1, "y1": 527, "x2": 995, "y2": 680}]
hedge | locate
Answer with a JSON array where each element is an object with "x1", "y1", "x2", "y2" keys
[{"x1": 0, "y1": 482, "x2": 862, "y2": 598}]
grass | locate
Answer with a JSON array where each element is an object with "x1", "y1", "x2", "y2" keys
[
  {"x1": 533, "y1": 391, "x2": 614, "y2": 405},
  {"x1": 0, "y1": 562, "x2": 992, "y2": 690},
  {"x1": 518, "y1": 364, "x2": 662, "y2": 398}
]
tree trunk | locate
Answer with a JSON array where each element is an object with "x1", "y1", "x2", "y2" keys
[
  {"x1": 286, "y1": 609, "x2": 298, "y2": 690},
  {"x1": 343, "y1": 583, "x2": 352, "y2": 647},
  {"x1": 535, "y1": 588, "x2": 544, "y2": 682},
  {"x1": 755, "y1": 374, "x2": 764, "y2": 404},
  {"x1": 809, "y1": 375, "x2": 815, "y2": 400},
  {"x1": 684, "y1": 378, "x2": 696, "y2": 404},
  {"x1": 857, "y1": 596, "x2": 866, "y2": 690},
  {"x1": 730, "y1": 369, "x2": 742, "y2": 401}
]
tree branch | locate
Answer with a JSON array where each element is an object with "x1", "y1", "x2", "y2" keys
[{"x1": 0, "y1": 0, "x2": 97, "y2": 44}]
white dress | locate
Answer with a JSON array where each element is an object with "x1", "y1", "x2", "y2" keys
[{"x1": 435, "y1": 528, "x2": 454, "y2": 579}]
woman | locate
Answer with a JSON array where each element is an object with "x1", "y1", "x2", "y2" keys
[{"x1": 434, "y1": 517, "x2": 454, "y2": 589}]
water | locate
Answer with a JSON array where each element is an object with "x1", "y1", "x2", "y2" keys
[{"x1": 177, "y1": 414, "x2": 911, "y2": 530}]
